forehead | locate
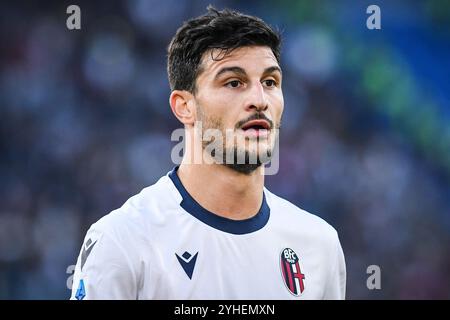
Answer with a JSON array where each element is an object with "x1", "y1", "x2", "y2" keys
[{"x1": 198, "y1": 46, "x2": 279, "y2": 79}]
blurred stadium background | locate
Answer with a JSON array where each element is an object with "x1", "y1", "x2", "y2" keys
[{"x1": 0, "y1": 0, "x2": 449, "y2": 299}]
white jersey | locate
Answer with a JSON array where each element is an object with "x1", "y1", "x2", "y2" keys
[{"x1": 70, "y1": 167, "x2": 346, "y2": 300}]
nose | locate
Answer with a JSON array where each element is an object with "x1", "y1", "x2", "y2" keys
[{"x1": 246, "y1": 82, "x2": 268, "y2": 112}]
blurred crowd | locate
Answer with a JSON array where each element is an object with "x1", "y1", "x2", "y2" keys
[{"x1": 0, "y1": 0, "x2": 449, "y2": 299}]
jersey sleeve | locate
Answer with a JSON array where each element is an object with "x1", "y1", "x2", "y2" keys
[
  {"x1": 323, "y1": 232, "x2": 346, "y2": 300},
  {"x1": 70, "y1": 224, "x2": 137, "y2": 300}
]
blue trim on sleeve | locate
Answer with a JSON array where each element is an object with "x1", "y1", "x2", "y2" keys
[{"x1": 168, "y1": 166, "x2": 270, "y2": 235}]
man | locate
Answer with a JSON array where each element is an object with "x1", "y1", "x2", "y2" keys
[{"x1": 71, "y1": 6, "x2": 346, "y2": 300}]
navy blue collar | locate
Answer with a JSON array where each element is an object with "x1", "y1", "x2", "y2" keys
[{"x1": 168, "y1": 166, "x2": 270, "y2": 235}]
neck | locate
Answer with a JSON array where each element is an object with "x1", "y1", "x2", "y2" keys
[{"x1": 177, "y1": 161, "x2": 265, "y2": 220}]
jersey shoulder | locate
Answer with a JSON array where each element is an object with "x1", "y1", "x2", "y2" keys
[
  {"x1": 87, "y1": 174, "x2": 177, "y2": 244},
  {"x1": 265, "y1": 188, "x2": 340, "y2": 241}
]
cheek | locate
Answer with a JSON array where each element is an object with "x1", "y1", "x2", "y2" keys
[
  {"x1": 196, "y1": 99, "x2": 236, "y2": 130},
  {"x1": 208, "y1": 95, "x2": 242, "y2": 127},
  {"x1": 270, "y1": 92, "x2": 284, "y2": 120},
  {"x1": 199, "y1": 88, "x2": 233, "y2": 112}
]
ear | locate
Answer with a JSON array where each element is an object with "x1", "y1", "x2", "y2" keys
[{"x1": 169, "y1": 90, "x2": 196, "y2": 126}]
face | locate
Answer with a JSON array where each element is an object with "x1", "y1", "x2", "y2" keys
[{"x1": 193, "y1": 46, "x2": 284, "y2": 174}]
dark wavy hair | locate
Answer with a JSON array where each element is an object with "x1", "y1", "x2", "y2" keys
[{"x1": 167, "y1": 6, "x2": 281, "y2": 93}]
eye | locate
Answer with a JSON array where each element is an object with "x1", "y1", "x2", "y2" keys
[
  {"x1": 263, "y1": 79, "x2": 277, "y2": 87},
  {"x1": 226, "y1": 80, "x2": 242, "y2": 88}
]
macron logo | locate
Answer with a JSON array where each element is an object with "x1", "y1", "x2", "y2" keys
[
  {"x1": 81, "y1": 238, "x2": 97, "y2": 271},
  {"x1": 175, "y1": 251, "x2": 198, "y2": 280}
]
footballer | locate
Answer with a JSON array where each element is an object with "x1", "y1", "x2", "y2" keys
[{"x1": 71, "y1": 6, "x2": 346, "y2": 300}]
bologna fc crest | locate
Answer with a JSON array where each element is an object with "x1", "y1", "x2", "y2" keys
[{"x1": 280, "y1": 248, "x2": 306, "y2": 296}]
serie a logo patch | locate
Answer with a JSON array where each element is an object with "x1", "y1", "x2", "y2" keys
[{"x1": 280, "y1": 248, "x2": 306, "y2": 296}]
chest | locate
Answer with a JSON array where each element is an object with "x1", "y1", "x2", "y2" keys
[{"x1": 138, "y1": 230, "x2": 329, "y2": 299}]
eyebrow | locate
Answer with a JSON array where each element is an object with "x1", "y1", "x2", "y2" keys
[
  {"x1": 262, "y1": 66, "x2": 282, "y2": 77},
  {"x1": 214, "y1": 65, "x2": 282, "y2": 81}
]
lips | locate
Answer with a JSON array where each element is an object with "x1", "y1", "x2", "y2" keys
[{"x1": 240, "y1": 119, "x2": 271, "y2": 131}]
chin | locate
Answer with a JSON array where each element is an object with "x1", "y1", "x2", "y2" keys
[
  {"x1": 220, "y1": 146, "x2": 273, "y2": 174},
  {"x1": 223, "y1": 162, "x2": 263, "y2": 175}
]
